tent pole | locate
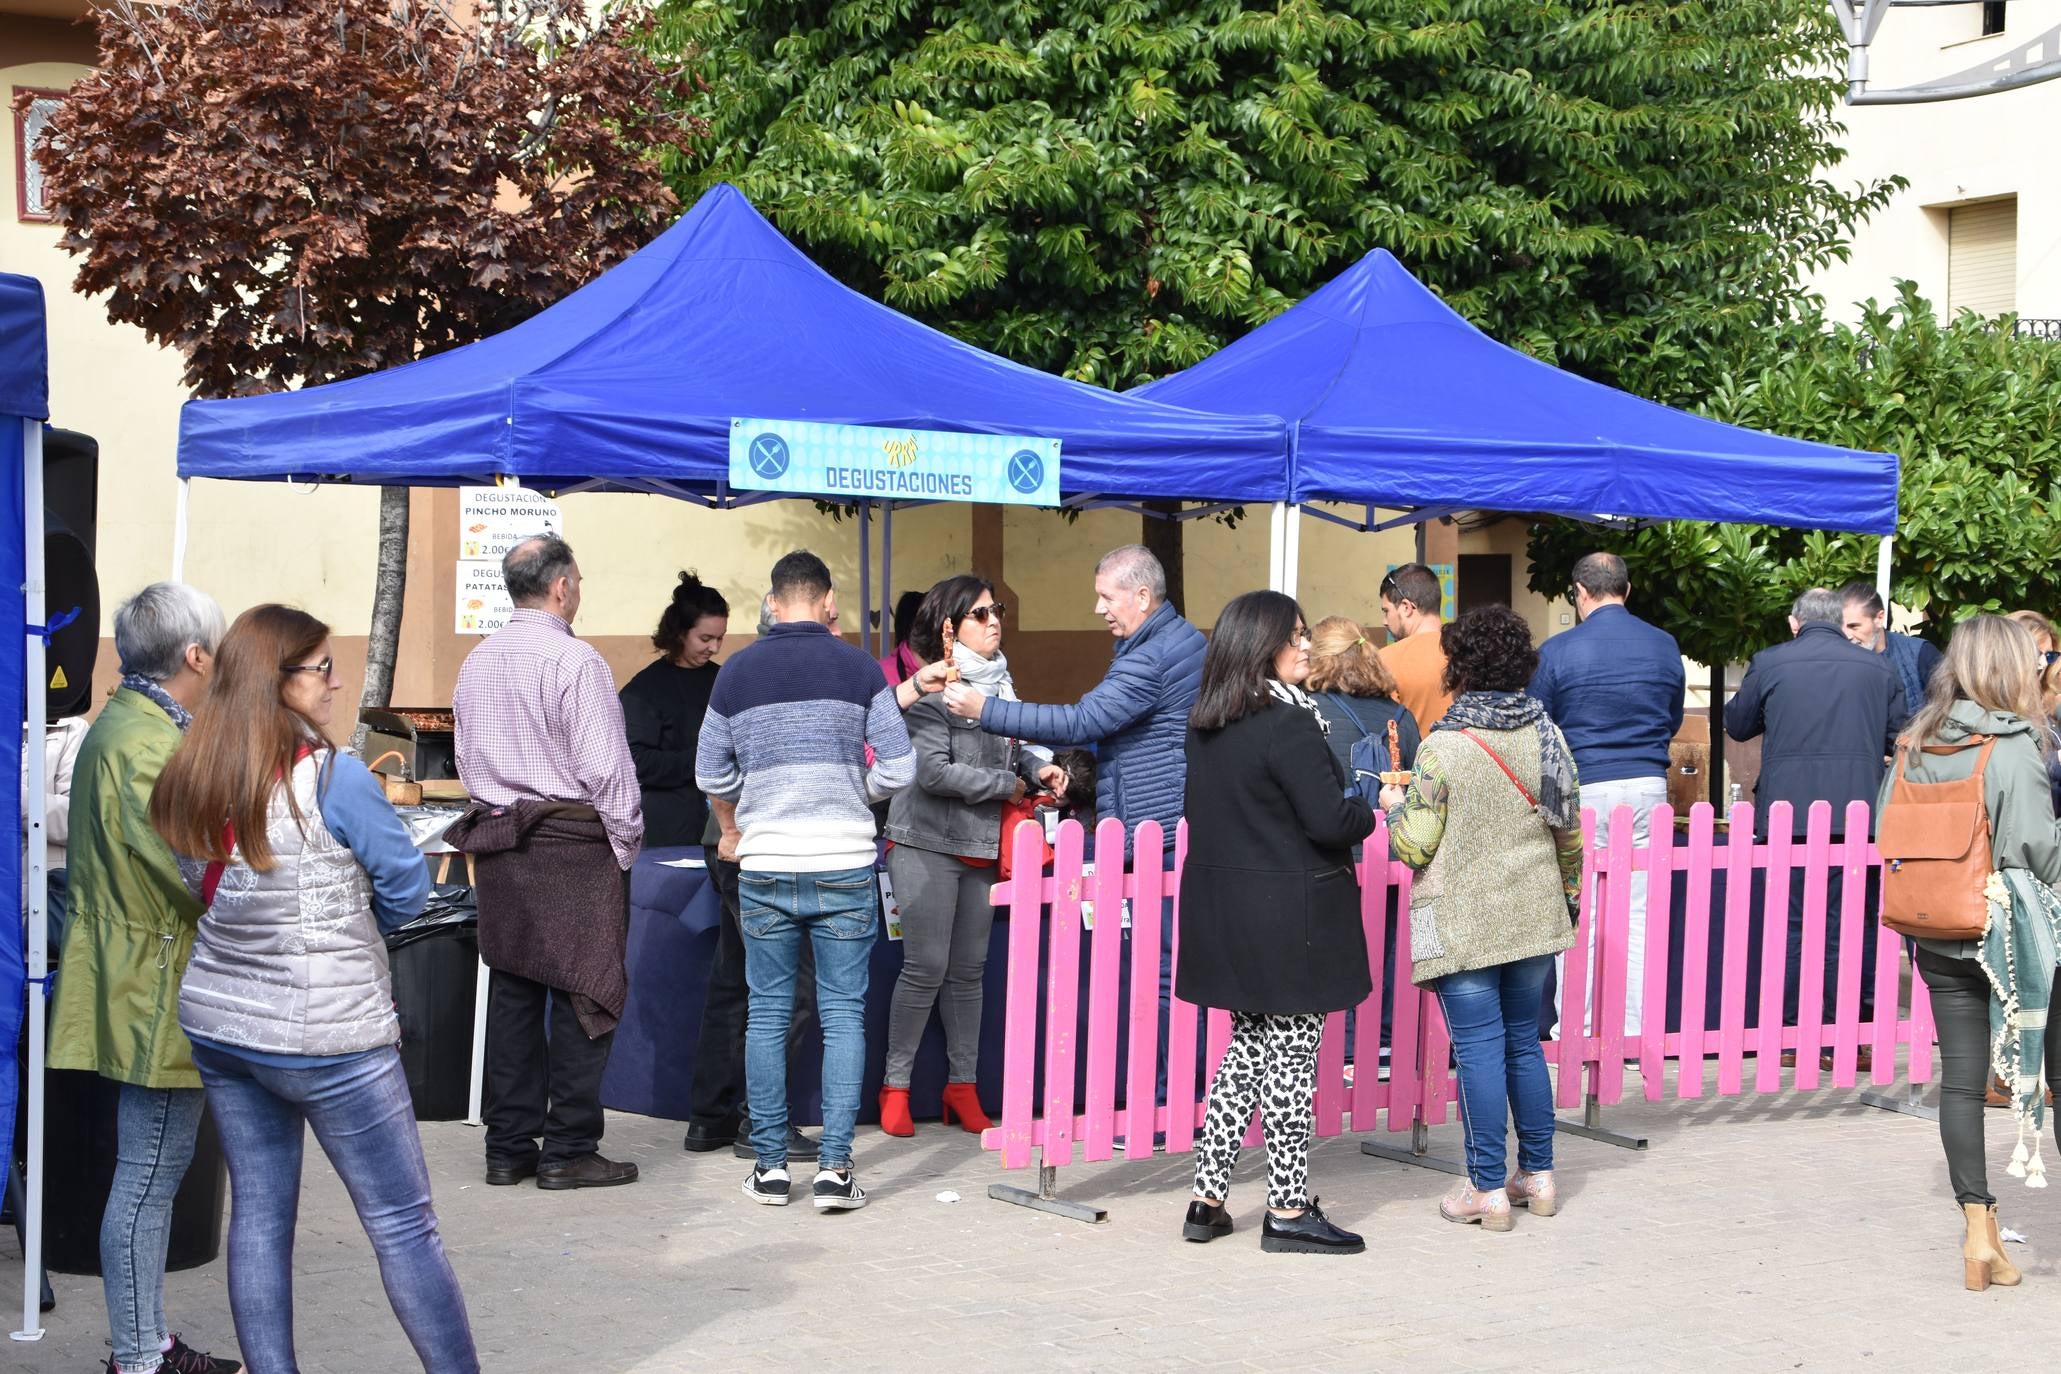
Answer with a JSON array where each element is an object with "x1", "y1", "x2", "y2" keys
[
  {"x1": 881, "y1": 503, "x2": 894, "y2": 660},
  {"x1": 1282, "y1": 504, "x2": 1301, "y2": 599},
  {"x1": 857, "y1": 502, "x2": 872, "y2": 650},
  {"x1": 171, "y1": 475, "x2": 190, "y2": 581},
  {"x1": 1875, "y1": 533, "x2": 1893, "y2": 613},
  {"x1": 15, "y1": 419, "x2": 48, "y2": 1344},
  {"x1": 1267, "y1": 503, "x2": 1286, "y2": 592}
]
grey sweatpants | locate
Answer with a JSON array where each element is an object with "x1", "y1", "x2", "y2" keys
[{"x1": 883, "y1": 844, "x2": 998, "y2": 1087}]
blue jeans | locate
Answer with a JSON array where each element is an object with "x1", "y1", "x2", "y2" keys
[
  {"x1": 102, "y1": 1084, "x2": 204, "y2": 1373},
  {"x1": 738, "y1": 866, "x2": 877, "y2": 1170},
  {"x1": 191, "y1": 1042, "x2": 478, "y2": 1374},
  {"x1": 1433, "y1": 955, "x2": 1556, "y2": 1190}
]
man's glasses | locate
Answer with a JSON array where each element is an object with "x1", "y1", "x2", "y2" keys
[
  {"x1": 284, "y1": 656, "x2": 334, "y2": 678},
  {"x1": 965, "y1": 603, "x2": 1009, "y2": 624}
]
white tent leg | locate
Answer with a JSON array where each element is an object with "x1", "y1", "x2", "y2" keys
[
  {"x1": 170, "y1": 476, "x2": 190, "y2": 581},
  {"x1": 856, "y1": 502, "x2": 872, "y2": 649},
  {"x1": 1876, "y1": 533, "x2": 1893, "y2": 613},
  {"x1": 15, "y1": 419, "x2": 48, "y2": 1344},
  {"x1": 1267, "y1": 502, "x2": 1300, "y2": 597},
  {"x1": 465, "y1": 953, "x2": 489, "y2": 1127}
]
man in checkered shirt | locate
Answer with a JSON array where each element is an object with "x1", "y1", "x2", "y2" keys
[{"x1": 454, "y1": 534, "x2": 643, "y2": 1190}]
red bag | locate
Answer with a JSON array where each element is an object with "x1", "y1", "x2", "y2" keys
[{"x1": 998, "y1": 794, "x2": 1054, "y2": 881}]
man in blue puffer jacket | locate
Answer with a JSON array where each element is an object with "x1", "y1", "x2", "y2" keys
[{"x1": 945, "y1": 544, "x2": 1205, "y2": 1108}]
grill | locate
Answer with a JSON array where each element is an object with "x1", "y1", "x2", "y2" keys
[{"x1": 359, "y1": 706, "x2": 457, "y2": 781}]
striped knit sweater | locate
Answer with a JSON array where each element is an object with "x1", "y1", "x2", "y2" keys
[{"x1": 695, "y1": 621, "x2": 915, "y2": 873}]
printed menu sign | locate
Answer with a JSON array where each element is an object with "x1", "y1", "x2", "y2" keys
[
  {"x1": 458, "y1": 486, "x2": 563, "y2": 560},
  {"x1": 455, "y1": 560, "x2": 514, "y2": 635}
]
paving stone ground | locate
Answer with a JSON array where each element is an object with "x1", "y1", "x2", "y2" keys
[{"x1": 15, "y1": 1073, "x2": 2061, "y2": 1372}]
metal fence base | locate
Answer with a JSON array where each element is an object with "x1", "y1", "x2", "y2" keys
[
  {"x1": 988, "y1": 1165, "x2": 1107, "y2": 1224},
  {"x1": 1858, "y1": 1083, "x2": 1939, "y2": 1122},
  {"x1": 1555, "y1": 1095, "x2": 1649, "y2": 1151},
  {"x1": 1360, "y1": 1122, "x2": 1466, "y2": 1177}
]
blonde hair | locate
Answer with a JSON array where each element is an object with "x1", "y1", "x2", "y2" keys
[
  {"x1": 1903, "y1": 614, "x2": 2043, "y2": 749},
  {"x1": 2006, "y1": 609, "x2": 2056, "y2": 655},
  {"x1": 1306, "y1": 616, "x2": 1399, "y2": 697}
]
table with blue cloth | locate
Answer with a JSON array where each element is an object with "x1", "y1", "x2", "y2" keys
[{"x1": 599, "y1": 846, "x2": 1011, "y2": 1125}]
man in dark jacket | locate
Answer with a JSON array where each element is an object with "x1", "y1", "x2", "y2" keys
[
  {"x1": 1726, "y1": 586, "x2": 1907, "y2": 1033},
  {"x1": 943, "y1": 544, "x2": 1206, "y2": 1103},
  {"x1": 1840, "y1": 580, "x2": 1944, "y2": 714}
]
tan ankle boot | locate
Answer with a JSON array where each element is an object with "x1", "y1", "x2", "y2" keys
[{"x1": 1964, "y1": 1201, "x2": 2022, "y2": 1290}]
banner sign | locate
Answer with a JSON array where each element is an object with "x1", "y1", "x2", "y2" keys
[
  {"x1": 459, "y1": 485, "x2": 563, "y2": 560},
  {"x1": 729, "y1": 418, "x2": 1061, "y2": 507}
]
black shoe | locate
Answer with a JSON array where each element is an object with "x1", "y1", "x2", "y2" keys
[
  {"x1": 742, "y1": 1164, "x2": 792, "y2": 1206},
  {"x1": 810, "y1": 1166, "x2": 868, "y2": 1212},
  {"x1": 484, "y1": 1158, "x2": 538, "y2": 1186},
  {"x1": 733, "y1": 1123, "x2": 821, "y2": 1161},
  {"x1": 536, "y1": 1153, "x2": 640, "y2": 1190},
  {"x1": 1260, "y1": 1198, "x2": 1364, "y2": 1255},
  {"x1": 1182, "y1": 1199, "x2": 1233, "y2": 1243},
  {"x1": 160, "y1": 1335, "x2": 242, "y2": 1374},
  {"x1": 683, "y1": 1120, "x2": 739, "y2": 1153}
]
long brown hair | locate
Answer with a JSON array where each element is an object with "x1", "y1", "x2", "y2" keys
[
  {"x1": 1902, "y1": 614, "x2": 2043, "y2": 750},
  {"x1": 150, "y1": 604, "x2": 332, "y2": 871}
]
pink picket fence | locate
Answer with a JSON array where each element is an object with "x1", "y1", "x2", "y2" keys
[{"x1": 980, "y1": 797, "x2": 1935, "y2": 1198}]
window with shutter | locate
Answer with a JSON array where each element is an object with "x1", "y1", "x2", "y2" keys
[{"x1": 1947, "y1": 199, "x2": 2017, "y2": 319}]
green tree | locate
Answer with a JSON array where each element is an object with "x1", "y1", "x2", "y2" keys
[
  {"x1": 1527, "y1": 285, "x2": 2061, "y2": 666},
  {"x1": 654, "y1": 0, "x2": 1890, "y2": 397}
]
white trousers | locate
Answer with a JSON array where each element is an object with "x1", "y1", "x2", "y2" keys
[{"x1": 1578, "y1": 775, "x2": 1669, "y2": 1038}]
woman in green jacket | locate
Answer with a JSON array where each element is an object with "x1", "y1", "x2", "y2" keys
[{"x1": 46, "y1": 582, "x2": 237, "y2": 1374}]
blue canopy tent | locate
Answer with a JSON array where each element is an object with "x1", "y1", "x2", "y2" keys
[
  {"x1": 176, "y1": 182, "x2": 1290, "y2": 651},
  {"x1": 2, "y1": 271, "x2": 49, "y2": 1342},
  {"x1": 1134, "y1": 248, "x2": 1900, "y2": 592}
]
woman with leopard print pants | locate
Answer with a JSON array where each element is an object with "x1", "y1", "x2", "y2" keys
[{"x1": 1176, "y1": 591, "x2": 1376, "y2": 1255}]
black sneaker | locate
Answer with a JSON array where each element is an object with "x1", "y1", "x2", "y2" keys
[
  {"x1": 742, "y1": 1164, "x2": 792, "y2": 1206},
  {"x1": 811, "y1": 1166, "x2": 868, "y2": 1211},
  {"x1": 1259, "y1": 1198, "x2": 1364, "y2": 1255},
  {"x1": 733, "y1": 1123, "x2": 822, "y2": 1161},
  {"x1": 160, "y1": 1334, "x2": 243, "y2": 1374}
]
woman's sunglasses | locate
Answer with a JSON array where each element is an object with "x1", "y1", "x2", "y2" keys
[{"x1": 963, "y1": 603, "x2": 1008, "y2": 624}]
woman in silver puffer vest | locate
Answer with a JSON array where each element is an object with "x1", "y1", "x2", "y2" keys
[{"x1": 151, "y1": 605, "x2": 477, "y2": 1373}]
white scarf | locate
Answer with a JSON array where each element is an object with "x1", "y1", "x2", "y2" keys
[
  {"x1": 1266, "y1": 677, "x2": 1329, "y2": 735},
  {"x1": 954, "y1": 642, "x2": 1055, "y2": 768}
]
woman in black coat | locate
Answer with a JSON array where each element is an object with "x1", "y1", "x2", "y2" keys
[{"x1": 1177, "y1": 590, "x2": 1375, "y2": 1256}]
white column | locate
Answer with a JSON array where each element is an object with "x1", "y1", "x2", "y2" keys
[
  {"x1": 170, "y1": 476, "x2": 190, "y2": 581},
  {"x1": 15, "y1": 419, "x2": 48, "y2": 1343}
]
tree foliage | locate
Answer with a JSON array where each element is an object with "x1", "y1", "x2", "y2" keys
[
  {"x1": 1527, "y1": 285, "x2": 2061, "y2": 665},
  {"x1": 32, "y1": 0, "x2": 701, "y2": 397},
  {"x1": 653, "y1": 0, "x2": 1893, "y2": 401}
]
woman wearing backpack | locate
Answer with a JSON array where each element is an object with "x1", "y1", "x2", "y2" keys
[
  {"x1": 1880, "y1": 613, "x2": 2061, "y2": 1292},
  {"x1": 1307, "y1": 617, "x2": 1419, "y2": 802}
]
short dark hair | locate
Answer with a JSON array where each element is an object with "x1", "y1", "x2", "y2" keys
[
  {"x1": 909, "y1": 574, "x2": 995, "y2": 662},
  {"x1": 1441, "y1": 605, "x2": 1537, "y2": 694},
  {"x1": 769, "y1": 549, "x2": 832, "y2": 603},
  {"x1": 1054, "y1": 748, "x2": 1096, "y2": 810},
  {"x1": 1571, "y1": 552, "x2": 1630, "y2": 601},
  {"x1": 1192, "y1": 590, "x2": 1305, "y2": 731},
  {"x1": 1838, "y1": 580, "x2": 1884, "y2": 618},
  {"x1": 503, "y1": 535, "x2": 576, "y2": 606},
  {"x1": 651, "y1": 569, "x2": 730, "y2": 657},
  {"x1": 1380, "y1": 563, "x2": 1442, "y2": 617}
]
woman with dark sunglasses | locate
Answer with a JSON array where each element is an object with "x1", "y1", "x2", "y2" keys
[{"x1": 879, "y1": 575, "x2": 1067, "y2": 1136}]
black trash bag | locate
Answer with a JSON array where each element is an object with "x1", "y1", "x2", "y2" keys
[{"x1": 384, "y1": 882, "x2": 477, "y2": 950}]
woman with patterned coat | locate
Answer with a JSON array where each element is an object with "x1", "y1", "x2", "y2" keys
[
  {"x1": 150, "y1": 605, "x2": 477, "y2": 1372},
  {"x1": 1384, "y1": 605, "x2": 1583, "y2": 1234}
]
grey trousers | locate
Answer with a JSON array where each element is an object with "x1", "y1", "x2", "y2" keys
[
  {"x1": 884, "y1": 844, "x2": 998, "y2": 1087},
  {"x1": 1915, "y1": 945, "x2": 2061, "y2": 1204}
]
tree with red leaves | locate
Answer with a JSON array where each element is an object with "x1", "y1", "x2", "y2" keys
[{"x1": 28, "y1": 0, "x2": 701, "y2": 735}]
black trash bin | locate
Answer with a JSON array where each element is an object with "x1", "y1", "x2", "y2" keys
[
  {"x1": 40, "y1": 1069, "x2": 228, "y2": 1276},
  {"x1": 387, "y1": 884, "x2": 480, "y2": 1122}
]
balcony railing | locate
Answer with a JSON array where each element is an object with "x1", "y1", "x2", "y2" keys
[{"x1": 2017, "y1": 319, "x2": 2061, "y2": 341}]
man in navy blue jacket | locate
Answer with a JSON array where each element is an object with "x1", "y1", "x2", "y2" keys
[
  {"x1": 945, "y1": 544, "x2": 1205, "y2": 1104},
  {"x1": 1529, "y1": 552, "x2": 1684, "y2": 1037}
]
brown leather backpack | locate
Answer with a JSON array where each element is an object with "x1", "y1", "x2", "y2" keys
[{"x1": 1876, "y1": 736, "x2": 1997, "y2": 941}]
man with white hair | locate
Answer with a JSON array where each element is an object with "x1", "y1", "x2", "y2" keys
[
  {"x1": 47, "y1": 582, "x2": 240, "y2": 1374},
  {"x1": 1727, "y1": 586, "x2": 1906, "y2": 1045},
  {"x1": 945, "y1": 544, "x2": 1206, "y2": 1105}
]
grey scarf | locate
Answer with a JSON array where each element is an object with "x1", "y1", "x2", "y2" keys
[
  {"x1": 122, "y1": 673, "x2": 193, "y2": 732},
  {"x1": 1434, "y1": 690, "x2": 1578, "y2": 828},
  {"x1": 952, "y1": 642, "x2": 1054, "y2": 769}
]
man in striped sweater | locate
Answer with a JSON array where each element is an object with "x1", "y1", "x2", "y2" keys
[{"x1": 697, "y1": 549, "x2": 928, "y2": 1212}]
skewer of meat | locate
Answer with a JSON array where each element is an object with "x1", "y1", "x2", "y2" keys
[
  {"x1": 941, "y1": 617, "x2": 960, "y2": 684},
  {"x1": 1380, "y1": 717, "x2": 1412, "y2": 786}
]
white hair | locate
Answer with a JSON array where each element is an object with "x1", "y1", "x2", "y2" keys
[
  {"x1": 1095, "y1": 544, "x2": 1167, "y2": 603},
  {"x1": 114, "y1": 581, "x2": 226, "y2": 681}
]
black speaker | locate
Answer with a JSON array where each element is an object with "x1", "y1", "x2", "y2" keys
[{"x1": 42, "y1": 427, "x2": 98, "y2": 719}]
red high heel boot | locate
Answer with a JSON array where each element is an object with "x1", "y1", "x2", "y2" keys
[
  {"x1": 879, "y1": 1087, "x2": 915, "y2": 1137},
  {"x1": 939, "y1": 1082, "x2": 992, "y2": 1134}
]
